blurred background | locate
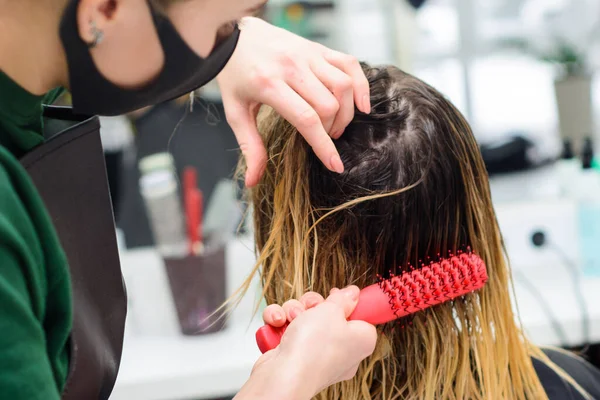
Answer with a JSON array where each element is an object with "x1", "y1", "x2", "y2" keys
[{"x1": 99, "y1": 1, "x2": 600, "y2": 399}]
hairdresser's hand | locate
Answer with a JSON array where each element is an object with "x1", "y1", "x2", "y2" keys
[
  {"x1": 217, "y1": 17, "x2": 371, "y2": 187},
  {"x1": 235, "y1": 287, "x2": 377, "y2": 399}
]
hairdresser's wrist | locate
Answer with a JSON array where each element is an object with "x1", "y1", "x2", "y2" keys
[{"x1": 235, "y1": 352, "x2": 316, "y2": 400}]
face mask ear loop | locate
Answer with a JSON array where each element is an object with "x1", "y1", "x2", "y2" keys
[{"x1": 88, "y1": 21, "x2": 104, "y2": 48}]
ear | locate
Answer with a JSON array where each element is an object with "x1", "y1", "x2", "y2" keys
[{"x1": 77, "y1": 0, "x2": 118, "y2": 46}]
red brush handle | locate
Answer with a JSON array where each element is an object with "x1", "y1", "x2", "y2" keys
[
  {"x1": 256, "y1": 324, "x2": 288, "y2": 354},
  {"x1": 256, "y1": 253, "x2": 487, "y2": 354},
  {"x1": 256, "y1": 284, "x2": 394, "y2": 353}
]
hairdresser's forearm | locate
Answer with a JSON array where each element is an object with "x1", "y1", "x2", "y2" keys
[{"x1": 234, "y1": 356, "x2": 316, "y2": 400}]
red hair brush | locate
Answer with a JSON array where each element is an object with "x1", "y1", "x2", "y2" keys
[{"x1": 255, "y1": 251, "x2": 488, "y2": 353}]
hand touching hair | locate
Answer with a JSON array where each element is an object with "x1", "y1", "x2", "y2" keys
[{"x1": 236, "y1": 64, "x2": 588, "y2": 399}]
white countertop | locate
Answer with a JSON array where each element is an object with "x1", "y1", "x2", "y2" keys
[
  {"x1": 111, "y1": 326, "x2": 261, "y2": 400},
  {"x1": 110, "y1": 236, "x2": 263, "y2": 400}
]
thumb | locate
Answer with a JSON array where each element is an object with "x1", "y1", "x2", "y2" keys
[
  {"x1": 325, "y1": 285, "x2": 360, "y2": 319},
  {"x1": 224, "y1": 101, "x2": 267, "y2": 187},
  {"x1": 347, "y1": 320, "x2": 378, "y2": 358},
  {"x1": 251, "y1": 349, "x2": 277, "y2": 375}
]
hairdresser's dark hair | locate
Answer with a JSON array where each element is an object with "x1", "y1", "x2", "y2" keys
[{"x1": 235, "y1": 64, "x2": 586, "y2": 399}]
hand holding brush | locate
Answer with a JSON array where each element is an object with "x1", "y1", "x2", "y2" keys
[{"x1": 257, "y1": 252, "x2": 488, "y2": 353}]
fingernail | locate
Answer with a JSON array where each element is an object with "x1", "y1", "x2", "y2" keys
[
  {"x1": 342, "y1": 285, "x2": 359, "y2": 301},
  {"x1": 330, "y1": 154, "x2": 344, "y2": 173},
  {"x1": 362, "y1": 94, "x2": 371, "y2": 114},
  {"x1": 272, "y1": 311, "x2": 284, "y2": 322},
  {"x1": 290, "y1": 307, "x2": 303, "y2": 319}
]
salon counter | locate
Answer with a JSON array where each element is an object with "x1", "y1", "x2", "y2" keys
[
  {"x1": 110, "y1": 326, "x2": 261, "y2": 400},
  {"x1": 110, "y1": 236, "x2": 263, "y2": 400},
  {"x1": 110, "y1": 232, "x2": 600, "y2": 400}
]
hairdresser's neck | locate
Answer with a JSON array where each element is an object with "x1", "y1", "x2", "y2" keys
[{"x1": 0, "y1": 3, "x2": 68, "y2": 95}]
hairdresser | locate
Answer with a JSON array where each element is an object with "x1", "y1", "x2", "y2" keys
[{"x1": 0, "y1": 0, "x2": 377, "y2": 399}]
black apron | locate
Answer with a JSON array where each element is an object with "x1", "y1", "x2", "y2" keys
[{"x1": 20, "y1": 106, "x2": 127, "y2": 400}]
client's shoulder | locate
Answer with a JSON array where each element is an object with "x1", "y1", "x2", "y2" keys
[{"x1": 533, "y1": 347, "x2": 600, "y2": 400}]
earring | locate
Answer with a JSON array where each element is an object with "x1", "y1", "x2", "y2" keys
[{"x1": 88, "y1": 21, "x2": 104, "y2": 48}]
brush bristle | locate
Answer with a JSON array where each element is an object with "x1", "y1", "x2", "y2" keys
[{"x1": 378, "y1": 252, "x2": 488, "y2": 319}]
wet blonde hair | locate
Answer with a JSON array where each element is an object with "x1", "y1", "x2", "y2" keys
[{"x1": 235, "y1": 64, "x2": 589, "y2": 399}]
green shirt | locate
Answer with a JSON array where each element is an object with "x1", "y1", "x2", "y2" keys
[{"x1": 0, "y1": 72, "x2": 71, "y2": 399}]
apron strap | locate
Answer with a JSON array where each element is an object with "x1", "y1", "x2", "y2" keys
[{"x1": 21, "y1": 110, "x2": 127, "y2": 400}]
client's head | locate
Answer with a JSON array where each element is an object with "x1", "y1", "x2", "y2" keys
[{"x1": 240, "y1": 64, "x2": 548, "y2": 399}]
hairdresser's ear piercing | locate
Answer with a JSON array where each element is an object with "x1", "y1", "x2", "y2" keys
[{"x1": 88, "y1": 21, "x2": 104, "y2": 48}]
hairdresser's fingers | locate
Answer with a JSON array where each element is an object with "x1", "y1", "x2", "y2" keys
[
  {"x1": 223, "y1": 100, "x2": 266, "y2": 187},
  {"x1": 347, "y1": 320, "x2": 378, "y2": 358},
  {"x1": 262, "y1": 304, "x2": 287, "y2": 327},
  {"x1": 325, "y1": 285, "x2": 360, "y2": 318},
  {"x1": 323, "y1": 50, "x2": 371, "y2": 114},
  {"x1": 299, "y1": 291, "x2": 325, "y2": 309},
  {"x1": 340, "y1": 364, "x2": 361, "y2": 382},
  {"x1": 285, "y1": 65, "x2": 340, "y2": 134},
  {"x1": 263, "y1": 81, "x2": 343, "y2": 174},
  {"x1": 282, "y1": 299, "x2": 306, "y2": 322},
  {"x1": 311, "y1": 59, "x2": 355, "y2": 139}
]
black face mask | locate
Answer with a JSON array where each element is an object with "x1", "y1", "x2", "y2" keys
[{"x1": 59, "y1": 0, "x2": 240, "y2": 116}]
